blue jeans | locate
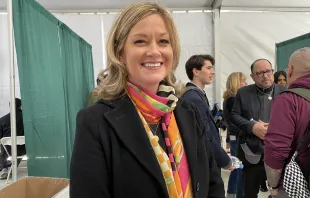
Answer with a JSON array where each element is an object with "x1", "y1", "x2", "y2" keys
[{"x1": 227, "y1": 140, "x2": 243, "y2": 198}]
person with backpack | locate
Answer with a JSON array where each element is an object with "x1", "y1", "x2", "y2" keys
[
  {"x1": 264, "y1": 47, "x2": 310, "y2": 197},
  {"x1": 181, "y1": 54, "x2": 233, "y2": 172}
]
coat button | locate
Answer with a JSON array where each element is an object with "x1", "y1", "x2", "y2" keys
[{"x1": 196, "y1": 182, "x2": 200, "y2": 192}]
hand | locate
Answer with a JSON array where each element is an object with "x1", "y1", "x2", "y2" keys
[
  {"x1": 252, "y1": 122, "x2": 267, "y2": 140},
  {"x1": 226, "y1": 143, "x2": 230, "y2": 151},
  {"x1": 227, "y1": 163, "x2": 234, "y2": 171},
  {"x1": 270, "y1": 188, "x2": 278, "y2": 197},
  {"x1": 226, "y1": 157, "x2": 235, "y2": 171},
  {"x1": 259, "y1": 120, "x2": 269, "y2": 129}
]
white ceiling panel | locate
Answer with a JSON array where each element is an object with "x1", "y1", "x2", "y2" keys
[
  {"x1": 222, "y1": 0, "x2": 310, "y2": 8},
  {"x1": 1, "y1": 0, "x2": 310, "y2": 12},
  {"x1": 0, "y1": 0, "x2": 211, "y2": 11}
]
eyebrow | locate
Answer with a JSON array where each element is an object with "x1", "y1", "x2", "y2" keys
[
  {"x1": 255, "y1": 69, "x2": 272, "y2": 73},
  {"x1": 131, "y1": 32, "x2": 169, "y2": 38}
]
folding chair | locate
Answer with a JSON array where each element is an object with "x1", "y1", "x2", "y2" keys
[{"x1": 0, "y1": 136, "x2": 27, "y2": 183}]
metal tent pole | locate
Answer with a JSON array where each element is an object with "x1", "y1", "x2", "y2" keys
[{"x1": 7, "y1": 0, "x2": 18, "y2": 182}]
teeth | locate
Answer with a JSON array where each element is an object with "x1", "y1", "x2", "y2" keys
[{"x1": 143, "y1": 63, "x2": 161, "y2": 67}]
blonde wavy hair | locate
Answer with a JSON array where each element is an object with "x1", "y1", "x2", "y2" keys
[
  {"x1": 96, "y1": 2, "x2": 181, "y2": 100},
  {"x1": 223, "y1": 72, "x2": 247, "y2": 100},
  {"x1": 96, "y1": 70, "x2": 108, "y2": 85}
]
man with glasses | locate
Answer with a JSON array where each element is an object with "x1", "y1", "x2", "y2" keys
[{"x1": 231, "y1": 59, "x2": 287, "y2": 198}]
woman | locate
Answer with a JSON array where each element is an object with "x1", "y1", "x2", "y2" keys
[
  {"x1": 70, "y1": 3, "x2": 224, "y2": 198},
  {"x1": 274, "y1": 71, "x2": 287, "y2": 86},
  {"x1": 223, "y1": 72, "x2": 247, "y2": 198}
]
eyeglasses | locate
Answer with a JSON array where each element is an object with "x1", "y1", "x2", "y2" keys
[
  {"x1": 254, "y1": 69, "x2": 274, "y2": 77},
  {"x1": 285, "y1": 68, "x2": 288, "y2": 72}
]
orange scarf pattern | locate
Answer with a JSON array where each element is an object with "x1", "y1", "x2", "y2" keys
[{"x1": 127, "y1": 81, "x2": 193, "y2": 198}]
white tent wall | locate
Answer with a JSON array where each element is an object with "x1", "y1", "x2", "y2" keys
[
  {"x1": 55, "y1": 14, "x2": 105, "y2": 79},
  {"x1": 98, "y1": 12, "x2": 215, "y2": 102},
  {"x1": 0, "y1": 14, "x2": 20, "y2": 117},
  {"x1": 172, "y1": 12, "x2": 215, "y2": 104},
  {"x1": 3, "y1": 4, "x2": 310, "y2": 117},
  {"x1": 220, "y1": 11, "x2": 310, "y2": 106},
  {"x1": 0, "y1": 11, "x2": 214, "y2": 116}
]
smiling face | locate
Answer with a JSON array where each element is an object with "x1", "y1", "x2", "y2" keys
[{"x1": 120, "y1": 14, "x2": 173, "y2": 93}]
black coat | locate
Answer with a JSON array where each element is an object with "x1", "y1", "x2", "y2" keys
[
  {"x1": 181, "y1": 83, "x2": 231, "y2": 169},
  {"x1": 0, "y1": 110, "x2": 26, "y2": 155},
  {"x1": 223, "y1": 97, "x2": 240, "y2": 138},
  {"x1": 231, "y1": 84, "x2": 287, "y2": 136},
  {"x1": 230, "y1": 84, "x2": 287, "y2": 164},
  {"x1": 0, "y1": 110, "x2": 24, "y2": 138},
  {"x1": 70, "y1": 95, "x2": 225, "y2": 198}
]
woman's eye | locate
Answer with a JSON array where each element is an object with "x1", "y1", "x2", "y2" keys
[
  {"x1": 160, "y1": 39, "x2": 170, "y2": 44},
  {"x1": 134, "y1": 40, "x2": 146, "y2": 44}
]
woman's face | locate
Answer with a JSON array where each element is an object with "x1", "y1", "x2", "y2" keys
[
  {"x1": 277, "y1": 74, "x2": 287, "y2": 86},
  {"x1": 120, "y1": 14, "x2": 173, "y2": 93}
]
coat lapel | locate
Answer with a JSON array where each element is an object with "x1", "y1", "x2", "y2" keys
[
  {"x1": 249, "y1": 84, "x2": 285, "y2": 120},
  {"x1": 174, "y1": 100, "x2": 198, "y2": 194},
  {"x1": 103, "y1": 96, "x2": 167, "y2": 196},
  {"x1": 249, "y1": 85, "x2": 260, "y2": 120},
  {"x1": 185, "y1": 83, "x2": 216, "y2": 128}
]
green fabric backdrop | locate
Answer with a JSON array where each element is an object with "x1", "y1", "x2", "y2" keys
[
  {"x1": 13, "y1": 0, "x2": 94, "y2": 178},
  {"x1": 276, "y1": 33, "x2": 310, "y2": 71}
]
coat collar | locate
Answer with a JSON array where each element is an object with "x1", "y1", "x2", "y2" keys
[
  {"x1": 101, "y1": 95, "x2": 198, "y2": 196},
  {"x1": 248, "y1": 85, "x2": 260, "y2": 119},
  {"x1": 249, "y1": 84, "x2": 286, "y2": 119}
]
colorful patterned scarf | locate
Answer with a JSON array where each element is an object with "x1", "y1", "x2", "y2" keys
[{"x1": 127, "y1": 81, "x2": 193, "y2": 198}]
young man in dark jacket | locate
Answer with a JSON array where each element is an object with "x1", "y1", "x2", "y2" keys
[
  {"x1": 182, "y1": 54, "x2": 233, "y2": 171},
  {"x1": 264, "y1": 48, "x2": 310, "y2": 197}
]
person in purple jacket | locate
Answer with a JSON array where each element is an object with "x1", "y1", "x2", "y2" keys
[
  {"x1": 264, "y1": 47, "x2": 310, "y2": 197},
  {"x1": 231, "y1": 59, "x2": 287, "y2": 198}
]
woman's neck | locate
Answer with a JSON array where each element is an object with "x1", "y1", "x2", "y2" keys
[{"x1": 129, "y1": 79, "x2": 159, "y2": 94}]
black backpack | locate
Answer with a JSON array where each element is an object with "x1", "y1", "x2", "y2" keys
[{"x1": 284, "y1": 88, "x2": 310, "y2": 189}]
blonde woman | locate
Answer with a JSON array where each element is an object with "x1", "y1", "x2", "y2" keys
[
  {"x1": 223, "y1": 72, "x2": 247, "y2": 198},
  {"x1": 70, "y1": 2, "x2": 224, "y2": 198}
]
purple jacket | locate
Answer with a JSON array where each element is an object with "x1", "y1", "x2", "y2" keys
[{"x1": 264, "y1": 74, "x2": 310, "y2": 182}]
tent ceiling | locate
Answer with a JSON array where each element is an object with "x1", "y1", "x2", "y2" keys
[
  {"x1": 222, "y1": 0, "x2": 310, "y2": 8},
  {"x1": 0, "y1": 0, "x2": 213, "y2": 11},
  {"x1": 1, "y1": 0, "x2": 310, "y2": 11}
]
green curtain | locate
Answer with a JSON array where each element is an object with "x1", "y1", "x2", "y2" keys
[
  {"x1": 59, "y1": 24, "x2": 94, "y2": 171},
  {"x1": 276, "y1": 33, "x2": 310, "y2": 71},
  {"x1": 13, "y1": 0, "x2": 94, "y2": 178}
]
